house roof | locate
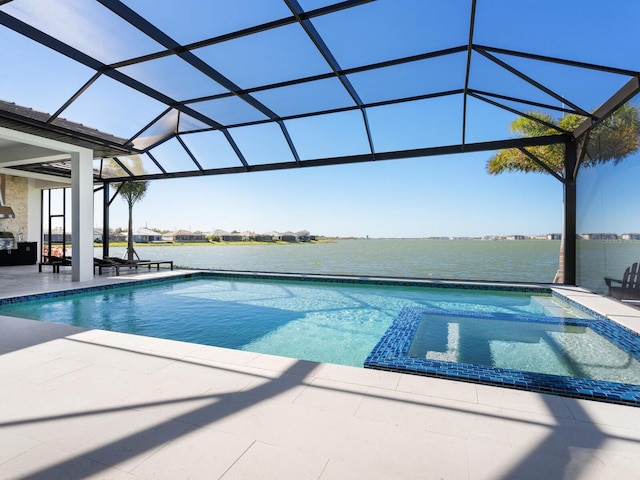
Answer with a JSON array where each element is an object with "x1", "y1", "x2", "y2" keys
[
  {"x1": 165, "y1": 229, "x2": 201, "y2": 236},
  {"x1": 1, "y1": 1, "x2": 638, "y2": 182},
  {"x1": 0, "y1": 99, "x2": 133, "y2": 159},
  {"x1": 133, "y1": 228, "x2": 162, "y2": 236}
]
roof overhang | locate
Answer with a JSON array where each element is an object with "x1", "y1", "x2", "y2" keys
[
  {"x1": 0, "y1": 100, "x2": 137, "y2": 159},
  {"x1": 0, "y1": 125, "x2": 97, "y2": 185}
]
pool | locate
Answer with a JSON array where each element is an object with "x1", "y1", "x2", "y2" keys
[
  {"x1": 0, "y1": 273, "x2": 585, "y2": 368},
  {"x1": 3, "y1": 272, "x2": 638, "y2": 405}
]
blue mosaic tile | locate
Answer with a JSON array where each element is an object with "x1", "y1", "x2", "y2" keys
[
  {"x1": 364, "y1": 306, "x2": 640, "y2": 407},
  {"x1": 551, "y1": 291, "x2": 606, "y2": 320}
]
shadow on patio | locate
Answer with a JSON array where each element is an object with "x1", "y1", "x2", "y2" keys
[{"x1": 0, "y1": 323, "x2": 638, "y2": 478}]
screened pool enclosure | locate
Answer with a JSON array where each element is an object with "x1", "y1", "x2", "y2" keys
[{"x1": 0, "y1": 0, "x2": 639, "y2": 289}]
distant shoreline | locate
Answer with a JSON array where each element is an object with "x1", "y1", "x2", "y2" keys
[
  {"x1": 83, "y1": 236, "x2": 638, "y2": 249},
  {"x1": 98, "y1": 239, "x2": 338, "y2": 247},
  {"x1": 96, "y1": 237, "x2": 566, "y2": 248}
]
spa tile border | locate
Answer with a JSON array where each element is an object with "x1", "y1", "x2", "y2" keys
[{"x1": 365, "y1": 307, "x2": 640, "y2": 407}]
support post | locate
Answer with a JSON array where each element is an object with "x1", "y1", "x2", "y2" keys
[
  {"x1": 102, "y1": 182, "x2": 110, "y2": 259},
  {"x1": 563, "y1": 141, "x2": 577, "y2": 285},
  {"x1": 71, "y1": 150, "x2": 94, "y2": 282}
]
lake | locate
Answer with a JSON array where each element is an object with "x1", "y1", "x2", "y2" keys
[
  {"x1": 100, "y1": 239, "x2": 640, "y2": 293},
  {"x1": 100, "y1": 238, "x2": 638, "y2": 294},
  {"x1": 102, "y1": 239, "x2": 557, "y2": 279}
]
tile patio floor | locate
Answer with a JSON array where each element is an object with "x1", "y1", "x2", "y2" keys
[{"x1": 1, "y1": 265, "x2": 640, "y2": 479}]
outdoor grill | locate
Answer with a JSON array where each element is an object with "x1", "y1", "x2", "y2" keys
[{"x1": 0, "y1": 232, "x2": 16, "y2": 251}]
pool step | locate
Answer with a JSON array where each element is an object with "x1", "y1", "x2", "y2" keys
[{"x1": 530, "y1": 296, "x2": 582, "y2": 318}]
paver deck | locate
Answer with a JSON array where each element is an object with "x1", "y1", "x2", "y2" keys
[{"x1": 1, "y1": 266, "x2": 640, "y2": 479}]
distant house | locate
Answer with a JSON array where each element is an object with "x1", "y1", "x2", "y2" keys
[
  {"x1": 547, "y1": 233, "x2": 561, "y2": 240},
  {"x1": 206, "y1": 229, "x2": 311, "y2": 242},
  {"x1": 224, "y1": 232, "x2": 242, "y2": 241},
  {"x1": 93, "y1": 228, "x2": 103, "y2": 242},
  {"x1": 266, "y1": 230, "x2": 312, "y2": 242},
  {"x1": 297, "y1": 230, "x2": 311, "y2": 242},
  {"x1": 109, "y1": 231, "x2": 127, "y2": 242},
  {"x1": 621, "y1": 233, "x2": 640, "y2": 241},
  {"x1": 133, "y1": 228, "x2": 163, "y2": 243},
  {"x1": 505, "y1": 235, "x2": 525, "y2": 240},
  {"x1": 43, "y1": 231, "x2": 72, "y2": 243},
  {"x1": 580, "y1": 233, "x2": 617, "y2": 240},
  {"x1": 211, "y1": 229, "x2": 242, "y2": 242},
  {"x1": 162, "y1": 230, "x2": 206, "y2": 243},
  {"x1": 280, "y1": 231, "x2": 299, "y2": 242},
  {"x1": 254, "y1": 232, "x2": 275, "y2": 242}
]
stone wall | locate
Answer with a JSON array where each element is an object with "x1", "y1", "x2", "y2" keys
[{"x1": 0, "y1": 174, "x2": 29, "y2": 239}]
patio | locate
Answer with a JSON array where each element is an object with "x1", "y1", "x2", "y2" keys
[{"x1": 1, "y1": 268, "x2": 640, "y2": 479}]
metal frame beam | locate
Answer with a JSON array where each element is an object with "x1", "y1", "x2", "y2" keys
[
  {"x1": 516, "y1": 147, "x2": 565, "y2": 183},
  {"x1": 0, "y1": 11, "x2": 226, "y2": 134},
  {"x1": 286, "y1": 0, "x2": 375, "y2": 158},
  {"x1": 468, "y1": 92, "x2": 570, "y2": 134},
  {"x1": 573, "y1": 76, "x2": 640, "y2": 140},
  {"x1": 476, "y1": 44, "x2": 639, "y2": 78},
  {"x1": 469, "y1": 89, "x2": 579, "y2": 116},
  {"x1": 98, "y1": 0, "x2": 302, "y2": 165},
  {"x1": 461, "y1": 0, "x2": 477, "y2": 147},
  {"x1": 101, "y1": 134, "x2": 570, "y2": 182},
  {"x1": 181, "y1": 45, "x2": 468, "y2": 107},
  {"x1": 108, "y1": 0, "x2": 376, "y2": 70},
  {"x1": 563, "y1": 141, "x2": 578, "y2": 285},
  {"x1": 474, "y1": 46, "x2": 592, "y2": 118},
  {"x1": 102, "y1": 182, "x2": 110, "y2": 259}
]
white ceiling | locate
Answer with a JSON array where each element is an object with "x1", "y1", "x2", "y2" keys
[{"x1": 0, "y1": 129, "x2": 78, "y2": 184}]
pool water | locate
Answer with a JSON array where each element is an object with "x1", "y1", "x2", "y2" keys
[
  {"x1": 408, "y1": 313, "x2": 640, "y2": 384},
  {"x1": 0, "y1": 276, "x2": 587, "y2": 367}
]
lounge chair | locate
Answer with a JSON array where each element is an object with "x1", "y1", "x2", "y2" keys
[
  {"x1": 105, "y1": 257, "x2": 149, "y2": 274},
  {"x1": 38, "y1": 255, "x2": 72, "y2": 273},
  {"x1": 605, "y1": 262, "x2": 640, "y2": 300},
  {"x1": 107, "y1": 257, "x2": 148, "y2": 265},
  {"x1": 94, "y1": 257, "x2": 120, "y2": 275},
  {"x1": 104, "y1": 257, "x2": 174, "y2": 276}
]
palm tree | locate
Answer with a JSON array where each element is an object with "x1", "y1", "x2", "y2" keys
[
  {"x1": 488, "y1": 104, "x2": 640, "y2": 175},
  {"x1": 118, "y1": 181, "x2": 148, "y2": 261},
  {"x1": 487, "y1": 103, "x2": 640, "y2": 282},
  {"x1": 103, "y1": 156, "x2": 149, "y2": 261}
]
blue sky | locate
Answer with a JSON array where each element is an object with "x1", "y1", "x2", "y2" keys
[
  {"x1": 2, "y1": 0, "x2": 638, "y2": 237},
  {"x1": 98, "y1": 151, "x2": 564, "y2": 237}
]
